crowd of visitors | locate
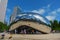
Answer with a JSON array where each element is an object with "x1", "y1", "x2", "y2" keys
[{"x1": 14, "y1": 29, "x2": 42, "y2": 34}]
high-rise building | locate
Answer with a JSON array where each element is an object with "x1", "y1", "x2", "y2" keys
[
  {"x1": 10, "y1": 6, "x2": 22, "y2": 23},
  {"x1": 0, "y1": 0, "x2": 8, "y2": 23}
]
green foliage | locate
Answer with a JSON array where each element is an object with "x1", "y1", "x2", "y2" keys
[
  {"x1": 0, "y1": 22, "x2": 9, "y2": 32},
  {"x1": 50, "y1": 20, "x2": 60, "y2": 31}
]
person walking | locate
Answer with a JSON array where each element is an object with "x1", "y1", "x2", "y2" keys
[{"x1": 1, "y1": 29, "x2": 6, "y2": 39}]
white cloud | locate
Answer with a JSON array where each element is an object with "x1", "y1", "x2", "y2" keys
[
  {"x1": 33, "y1": 15, "x2": 47, "y2": 23},
  {"x1": 31, "y1": 4, "x2": 60, "y2": 21},
  {"x1": 47, "y1": 4, "x2": 50, "y2": 8},
  {"x1": 51, "y1": 11, "x2": 56, "y2": 14},
  {"x1": 7, "y1": 8, "x2": 11, "y2": 12},
  {"x1": 50, "y1": 11, "x2": 57, "y2": 16},
  {"x1": 31, "y1": 4, "x2": 51, "y2": 15},
  {"x1": 31, "y1": 9, "x2": 45, "y2": 14},
  {"x1": 45, "y1": 8, "x2": 60, "y2": 21},
  {"x1": 46, "y1": 10, "x2": 57, "y2": 20},
  {"x1": 31, "y1": 4, "x2": 56, "y2": 21},
  {"x1": 46, "y1": 16, "x2": 56, "y2": 20},
  {"x1": 57, "y1": 8, "x2": 60, "y2": 12}
]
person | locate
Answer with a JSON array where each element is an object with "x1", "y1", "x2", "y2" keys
[
  {"x1": 15, "y1": 29, "x2": 17, "y2": 34},
  {"x1": 24, "y1": 29, "x2": 26, "y2": 34},
  {"x1": 1, "y1": 32, "x2": 5, "y2": 39},
  {"x1": 1, "y1": 29, "x2": 6, "y2": 39},
  {"x1": 20, "y1": 30, "x2": 24, "y2": 34}
]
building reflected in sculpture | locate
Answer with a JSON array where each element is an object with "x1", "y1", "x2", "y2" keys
[{"x1": 9, "y1": 6, "x2": 51, "y2": 34}]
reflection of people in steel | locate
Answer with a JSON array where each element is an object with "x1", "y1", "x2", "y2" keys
[
  {"x1": 15, "y1": 29, "x2": 17, "y2": 34},
  {"x1": 24, "y1": 29, "x2": 26, "y2": 34},
  {"x1": 31, "y1": 29, "x2": 35, "y2": 34},
  {"x1": 20, "y1": 30, "x2": 24, "y2": 34}
]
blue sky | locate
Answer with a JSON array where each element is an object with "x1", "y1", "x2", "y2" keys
[{"x1": 5, "y1": 0, "x2": 60, "y2": 23}]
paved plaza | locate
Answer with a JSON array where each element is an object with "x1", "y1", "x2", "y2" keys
[{"x1": 0, "y1": 33, "x2": 60, "y2": 40}]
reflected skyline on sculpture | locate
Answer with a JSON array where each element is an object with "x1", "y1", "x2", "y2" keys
[
  {"x1": 15, "y1": 12, "x2": 50, "y2": 24},
  {"x1": 10, "y1": 6, "x2": 50, "y2": 25}
]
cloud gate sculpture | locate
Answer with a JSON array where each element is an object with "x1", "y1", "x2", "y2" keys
[{"x1": 9, "y1": 7, "x2": 51, "y2": 34}]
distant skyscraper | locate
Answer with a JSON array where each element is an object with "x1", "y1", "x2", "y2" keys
[
  {"x1": 10, "y1": 6, "x2": 22, "y2": 23},
  {"x1": 0, "y1": 0, "x2": 8, "y2": 23}
]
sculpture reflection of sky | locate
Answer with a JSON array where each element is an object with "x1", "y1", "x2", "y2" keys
[
  {"x1": 15, "y1": 12, "x2": 50, "y2": 24},
  {"x1": 5, "y1": 0, "x2": 60, "y2": 24}
]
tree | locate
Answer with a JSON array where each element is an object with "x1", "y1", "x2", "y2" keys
[
  {"x1": 50, "y1": 20, "x2": 60, "y2": 32},
  {"x1": 0, "y1": 22, "x2": 9, "y2": 32}
]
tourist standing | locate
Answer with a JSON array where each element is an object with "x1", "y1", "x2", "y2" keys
[
  {"x1": 24, "y1": 29, "x2": 27, "y2": 34},
  {"x1": 1, "y1": 29, "x2": 6, "y2": 39}
]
